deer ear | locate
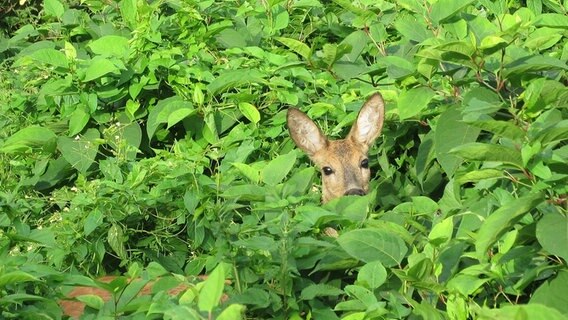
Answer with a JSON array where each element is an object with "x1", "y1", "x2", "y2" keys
[
  {"x1": 287, "y1": 108, "x2": 328, "y2": 156},
  {"x1": 349, "y1": 93, "x2": 385, "y2": 147}
]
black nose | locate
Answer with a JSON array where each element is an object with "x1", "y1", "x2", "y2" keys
[{"x1": 345, "y1": 188, "x2": 366, "y2": 196}]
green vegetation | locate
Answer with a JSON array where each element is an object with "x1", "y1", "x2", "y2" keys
[{"x1": 1, "y1": 0, "x2": 567, "y2": 319}]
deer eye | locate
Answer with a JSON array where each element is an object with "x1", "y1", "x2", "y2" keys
[
  {"x1": 322, "y1": 167, "x2": 334, "y2": 175},
  {"x1": 361, "y1": 159, "x2": 369, "y2": 169}
]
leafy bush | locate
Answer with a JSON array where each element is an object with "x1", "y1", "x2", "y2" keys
[{"x1": 1, "y1": 0, "x2": 567, "y2": 319}]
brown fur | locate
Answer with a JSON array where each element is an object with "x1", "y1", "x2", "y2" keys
[
  {"x1": 59, "y1": 275, "x2": 229, "y2": 319},
  {"x1": 287, "y1": 93, "x2": 385, "y2": 203}
]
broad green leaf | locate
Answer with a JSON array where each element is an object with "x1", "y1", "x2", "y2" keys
[
  {"x1": 0, "y1": 271, "x2": 39, "y2": 287},
  {"x1": 430, "y1": 0, "x2": 475, "y2": 24},
  {"x1": 166, "y1": 108, "x2": 196, "y2": 129},
  {"x1": 108, "y1": 224, "x2": 127, "y2": 260},
  {"x1": 231, "y1": 162, "x2": 260, "y2": 183},
  {"x1": 447, "y1": 274, "x2": 489, "y2": 296},
  {"x1": 198, "y1": 264, "x2": 225, "y2": 312},
  {"x1": 84, "y1": 209, "x2": 103, "y2": 236},
  {"x1": 0, "y1": 126, "x2": 57, "y2": 154},
  {"x1": 261, "y1": 151, "x2": 297, "y2": 185},
  {"x1": 394, "y1": 14, "x2": 430, "y2": 42},
  {"x1": 83, "y1": 57, "x2": 120, "y2": 82},
  {"x1": 525, "y1": 27, "x2": 563, "y2": 50},
  {"x1": 535, "y1": 13, "x2": 568, "y2": 28},
  {"x1": 530, "y1": 271, "x2": 568, "y2": 315},
  {"x1": 120, "y1": 0, "x2": 137, "y2": 27},
  {"x1": 88, "y1": 35, "x2": 130, "y2": 57},
  {"x1": 429, "y1": 217, "x2": 453, "y2": 246},
  {"x1": 397, "y1": 87, "x2": 436, "y2": 120},
  {"x1": 273, "y1": 8, "x2": 289, "y2": 31},
  {"x1": 222, "y1": 184, "x2": 266, "y2": 201},
  {"x1": 434, "y1": 108, "x2": 480, "y2": 176},
  {"x1": 275, "y1": 37, "x2": 311, "y2": 60},
  {"x1": 449, "y1": 142, "x2": 523, "y2": 169},
  {"x1": 300, "y1": 283, "x2": 343, "y2": 300},
  {"x1": 536, "y1": 212, "x2": 568, "y2": 262},
  {"x1": 476, "y1": 304, "x2": 567, "y2": 320},
  {"x1": 238, "y1": 102, "x2": 261, "y2": 124},
  {"x1": 465, "y1": 119, "x2": 525, "y2": 141},
  {"x1": 475, "y1": 192, "x2": 544, "y2": 261},
  {"x1": 344, "y1": 285, "x2": 378, "y2": 308},
  {"x1": 68, "y1": 107, "x2": 90, "y2": 136},
  {"x1": 337, "y1": 228, "x2": 407, "y2": 266},
  {"x1": 207, "y1": 69, "x2": 266, "y2": 95},
  {"x1": 76, "y1": 295, "x2": 105, "y2": 310},
  {"x1": 479, "y1": 35, "x2": 509, "y2": 55},
  {"x1": 234, "y1": 236, "x2": 275, "y2": 251},
  {"x1": 217, "y1": 304, "x2": 246, "y2": 320},
  {"x1": 30, "y1": 48, "x2": 68, "y2": 68},
  {"x1": 57, "y1": 129, "x2": 99, "y2": 174},
  {"x1": 216, "y1": 29, "x2": 247, "y2": 48},
  {"x1": 44, "y1": 0, "x2": 64, "y2": 19},
  {"x1": 504, "y1": 55, "x2": 568, "y2": 78},
  {"x1": 457, "y1": 169, "x2": 504, "y2": 184},
  {"x1": 147, "y1": 97, "x2": 193, "y2": 139},
  {"x1": 357, "y1": 261, "x2": 387, "y2": 290}
]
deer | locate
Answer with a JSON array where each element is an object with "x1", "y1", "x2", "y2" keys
[
  {"x1": 60, "y1": 93, "x2": 385, "y2": 318},
  {"x1": 287, "y1": 93, "x2": 385, "y2": 204}
]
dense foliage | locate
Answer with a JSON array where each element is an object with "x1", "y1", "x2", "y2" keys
[{"x1": 1, "y1": 0, "x2": 567, "y2": 319}]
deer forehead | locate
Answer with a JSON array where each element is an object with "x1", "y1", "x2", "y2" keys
[{"x1": 311, "y1": 139, "x2": 367, "y2": 168}]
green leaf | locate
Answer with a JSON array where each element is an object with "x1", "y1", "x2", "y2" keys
[
  {"x1": 107, "y1": 224, "x2": 127, "y2": 260},
  {"x1": 465, "y1": 119, "x2": 525, "y2": 141},
  {"x1": 456, "y1": 169, "x2": 504, "y2": 184},
  {"x1": 231, "y1": 162, "x2": 260, "y2": 183},
  {"x1": 275, "y1": 37, "x2": 311, "y2": 61},
  {"x1": 476, "y1": 304, "x2": 567, "y2": 320},
  {"x1": 261, "y1": 151, "x2": 297, "y2": 185},
  {"x1": 397, "y1": 87, "x2": 436, "y2": 120},
  {"x1": 84, "y1": 209, "x2": 103, "y2": 236},
  {"x1": 76, "y1": 295, "x2": 105, "y2": 310},
  {"x1": 57, "y1": 129, "x2": 99, "y2": 174},
  {"x1": 0, "y1": 126, "x2": 57, "y2": 154},
  {"x1": 166, "y1": 108, "x2": 196, "y2": 129},
  {"x1": 337, "y1": 228, "x2": 407, "y2": 267},
  {"x1": 504, "y1": 55, "x2": 568, "y2": 78},
  {"x1": 147, "y1": 97, "x2": 193, "y2": 140},
  {"x1": 83, "y1": 57, "x2": 120, "y2": 82},
  {"x1": 0, "y1": 271, "x2": 39, "y2": 287},
  {"x1": 88, "y1": 35, "x2": 130, "y2": 57},
  {"x1": 430, "y1": 0, "x2": 475, "y2": 24},
  {"x1": 207, "y1": 69, "x2": 266, "y2": 95},
  {"x1": 449, "y1": 142, "x2": 523, "y2": 169},
  {"x1": 530, "y1": 271, "x2": 568, "y2": 315},
  {"x1": 300, "y1": 284, "x2": 344, "y2": 300},
  {"x1": 534, "y1": 13, "x2": 568, "y2": 28},
  {"x1": 44, "y1": 0, "x2": 65, "y2": 19},
  {"x1": 120, "y1": 0, "x2": 137, "y2": 28},
  {"x1": 198, "y1": 264, "x2": 225, "y2": 313},
  {"x1": 429, "y1": 217, "x2": 453, "y2": 246},
  {"x1": 238, "y1": 102, "x2": 261, "y2": 124},
  {"x1": 536, "y1": 212, "x2": 568, "y2": 262},
  {"x1": 357, "y1": 261, "x2": 387, "y2": 290},
  {"x1": 434, "y1": 108, "x2": 480, "y2": 176},
  {"x1": 30, "y1": 48, "x2": 68, "y2": 68},
  {"x1": 217, "y1": 304, "x2": 246, "y2": 320},
  {"x1": 394, "y1": 14, "x2": 430, "y2": 42},
  {"x1": 68, "y1": 107, "x2": 90, "y2": 136},
  {"x1": 475, "y1": 192, "x2": 544, "y2": 261},
  {"x1": 344, "y1": 285, "x2": 378, "y2": 308}
]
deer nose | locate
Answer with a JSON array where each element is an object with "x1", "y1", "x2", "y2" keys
[{"x1": 345, "y1": 188, "x2": 366, "y2": 196}]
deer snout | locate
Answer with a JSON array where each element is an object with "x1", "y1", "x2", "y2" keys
[{"x1": 345, "y1": 188, "x2": 366, "y2": 196}]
